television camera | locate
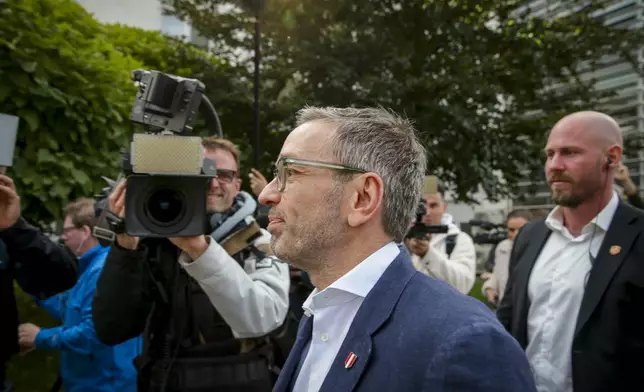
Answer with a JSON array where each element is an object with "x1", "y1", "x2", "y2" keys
[
  {"x1": 468, "y1": 219, "x2": 507, "y2": 245},
  {"x1": 94, "y1": 69, "x2": 224, "y2": 241},
  {"x1": 405, "y1": 199, "x2": 449, "y2": 239}
]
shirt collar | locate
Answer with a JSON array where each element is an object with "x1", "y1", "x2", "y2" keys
[
  {"x1": 302, "y1": 241, "x2": 400, "y2": 313},
  {"x1": 546, "y1": 190, "x2": 619, "y2": 234},
  {"x1": 78, "y1": 244, "x2": 105, "y2": 273}
]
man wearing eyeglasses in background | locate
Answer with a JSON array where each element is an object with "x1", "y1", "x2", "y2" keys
[
  {"x1": 18, "y1": 198, "x2": 140, "y2": 392},
  {"x1": 92, "y1": 137, "x2": 290, "y2": 392}
]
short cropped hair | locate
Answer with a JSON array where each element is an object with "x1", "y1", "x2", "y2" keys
[
  {"x1": 63, "y1": 198, "x2": 98, "y2": 229},
  {"x1": 507, "y1": 209, "x2": 534, "y2": 222},
  {"x1": 202, "y1": 137, "x2": 241, "y2": 171},
  {"x1": 296, "y1": 106, "x2": 427, "y2": 242}
]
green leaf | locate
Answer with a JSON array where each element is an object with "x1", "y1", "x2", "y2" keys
[
  {"x1": 18, "y1": 109, "x2": 39, "y2": 131},
  {"x1": 50, "y1": 182, "x2": 71, "y2": 198},
  {"x1": 0, "y1": 83, "x2": 10, "y2": 103},
  {"x1": 19, "y1": 60, "x2": 38, "y2": 73},
  {"x1": 282, "y1": 9, "x2": 296, "y2": 30},
  {"x1": 37, "y1": 148, "x2": 55, "y2": 163},
  {"x1": 71, "y1": 168, "x2": 91, "y2": 186}
]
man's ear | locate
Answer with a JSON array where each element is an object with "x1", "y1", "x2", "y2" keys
[
  {"x1": 347, "y1": 173, "x2": 384, "y2": 228},
  {"x1": 607, "y1": 144, "x2": 623, "y2": 169}
]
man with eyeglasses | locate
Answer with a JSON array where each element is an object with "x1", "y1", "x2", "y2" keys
[
  {"x1": 18, "y1": 198, "x2": 140, "y2": 392},
  {"x1": 261, "y1": 106, "x2": 536, "y2": 392},
  {"x1": 92, "y1": 137, "x2": 290, "y2": 392}
]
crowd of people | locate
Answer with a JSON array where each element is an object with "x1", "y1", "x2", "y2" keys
[{"x1": 1, "y1": 107, "x2": 643, "y2": 392}]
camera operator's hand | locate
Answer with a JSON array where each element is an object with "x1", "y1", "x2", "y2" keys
[
  {"x1": 405, "y1": 236, "x2": 430, "y2": 258},
  {"x1": 18, "y1": 323, "x2": 40, "y2": 351},
  {"x1": 108, "y1": 180, "x2": 140, "y2": 250},
  {"x1": 0, "y1": 174, "x2": 21, "y2": 230},
  {"x1": 169, "y1": 235, "x2": 209, "y2": 261},
  {"x1": 249, "y1": 168, "x2": 268, "y2": 198},
  {"x1": 484, "y1": 288, "x2": 498, "y2": 305},
  {"x1": 480, "y1": 272, "x2": 493, "y2": 280}
]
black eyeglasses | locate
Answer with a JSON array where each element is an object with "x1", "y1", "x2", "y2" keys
[
  {"x1": 215, "y1": 169, "x2": 238, "y2": 184},
  {"x1": 62, "y1": 226, "x2": 80, "y2": 235},
  {"x1": 273, "y1": 157, "x2": 366, "y2": 192}
]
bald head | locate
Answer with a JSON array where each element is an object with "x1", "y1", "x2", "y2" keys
[
  {"x1": 544, "y1": 110, "x2": 623, "y2": 209},
  {"x1": 550, "y1": 111, "x2": 622, "y2": 149}
]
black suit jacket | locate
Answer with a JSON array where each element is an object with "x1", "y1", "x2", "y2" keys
[
  {"x1": 0, "y1": 239, "x2": 19, "y2": 365},
  {"x1": 497, "y1": 201, "x2": 644, "y2": 392}
]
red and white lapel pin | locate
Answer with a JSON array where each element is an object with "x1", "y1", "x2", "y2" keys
[{"x1": 345, "y1": 352, "x2": 358, "y2": 369}]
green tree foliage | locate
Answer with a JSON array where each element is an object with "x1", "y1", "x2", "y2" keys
[
  {"x1": 165, "y1": 0, "x2": 644, "y2": 201},
  {"x1": 0, "y1": 0, "x2": 137, "y2": 228},
  {"x1": 0, "y1": 0, "x2": 234, "y2": 228}
]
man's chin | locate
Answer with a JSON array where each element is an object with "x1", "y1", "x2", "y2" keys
[
  {"x1": 552, "y1": 192, "x2": 583, "y2": 208},
  {"x1": 206, "y1": 202, "x2": 230, "y2": 213},
  {"x1": 270, "y1": 237, "x2": 289, "y2": 259}
]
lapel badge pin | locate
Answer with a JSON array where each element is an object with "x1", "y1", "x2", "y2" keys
[
  {"x1": 345, "y1": 352, "x2": 358, "y2": 369},
  {"x1": 609, "y1": 245, "x2": 621, "y2": 256}
]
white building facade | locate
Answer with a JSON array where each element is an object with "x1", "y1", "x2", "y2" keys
[{"x1": 74, "y1": 0, "x2": 208, "y2": 46}]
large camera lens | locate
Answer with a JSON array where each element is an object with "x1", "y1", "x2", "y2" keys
[{"x1": 144, "y1": 188, "x2": 185, "y2": 225}]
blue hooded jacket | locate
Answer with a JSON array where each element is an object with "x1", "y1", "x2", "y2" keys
[{"x1": 35, "y1": 244, "x2": 141, "y2": 392}]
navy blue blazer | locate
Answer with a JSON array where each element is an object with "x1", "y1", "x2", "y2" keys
[{"x1": 274, "y1": 250, "x2": 536, "y2": 392}]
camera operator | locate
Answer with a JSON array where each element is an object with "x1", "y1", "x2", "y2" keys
[
  {"x1": 0, "y1": 169, "x2": 78, "y2": 390},
  {"x1": 405, "y1": 185, "x2": 477, "y2": 294},
  {"x1": 481, "y1": 210, "x2": 533, "y2": 305},
  {"x1": 92, "y1": 137, "x2": 290, "y2": 392}
]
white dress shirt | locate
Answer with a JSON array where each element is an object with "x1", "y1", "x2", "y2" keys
[
  {"x1": 526, "y1": 191, "x2": 619, "y2": 392},
  {"x1": 292, "y1": 242, "x2": 400, "y2": 392},
  {"x1": 481, "y1": 238, "x2": 513, "y2": 303}
]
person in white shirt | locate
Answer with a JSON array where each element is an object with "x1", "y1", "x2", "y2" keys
[
  {"x1": 405, "y1": 185, "x2": 477, "y2": 294},
  {"x1": 260, "y1": 106, "x2": 536, "y2": 392},
  {"x1": 481, "y1": 209, "x2": 533, "y2": 305},
  {"x1": 498, "y1": 111, "x2": 644, "y2": 392}
]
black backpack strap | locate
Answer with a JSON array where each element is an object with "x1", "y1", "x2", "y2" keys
[{"x1": 445, "y1": 234, "x2": 458, "y2": 258}]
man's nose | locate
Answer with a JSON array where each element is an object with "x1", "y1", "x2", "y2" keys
[
  {"x1": 259, "y1": 178, "x2": 281, "y2": 206},
  {"x1": 210, "y1": 177, "x2": 221, "y2": 190},
  {"x1": 547, "y1": 154, "x2": 565, "y2": 172}
]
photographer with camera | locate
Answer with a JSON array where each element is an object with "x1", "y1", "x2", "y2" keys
[
  {"x1": 405, "y1": 184, "x2": 477, "y2": 294},
  {"x1": 0, "y1": 168, "x2": 78, "y2": 391},
  {"x1": 481, "y1": 210, "x2": 533, "y2": 305},
  {"x1": 92, "y1": 137, "x2": 290, "y2": 392}
]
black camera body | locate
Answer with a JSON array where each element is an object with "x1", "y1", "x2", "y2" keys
[
  {"x1": 468, "y1": 220, "x2": 507, "y2": 245},
  {"x1": 100, "y1": 70, "x2": 219, "y2": 239},
  {"x1": 130, "y1": 69, "x2": 205, "y2": 134},
  {"x1": 406, "y1": 199, "x2": 449, "y2": 239}
]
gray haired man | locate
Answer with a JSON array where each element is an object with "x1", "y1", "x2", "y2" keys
[{"x1": 260, "y1": 106, "x2": 536, "y2": 392}]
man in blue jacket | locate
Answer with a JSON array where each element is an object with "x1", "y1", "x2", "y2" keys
[
  {"x1": 259, "y1": 106, "x2": 537, "y2": 392},
  {"x1": 17, "y1": 198, "x2": 140, "y2": 392}
]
